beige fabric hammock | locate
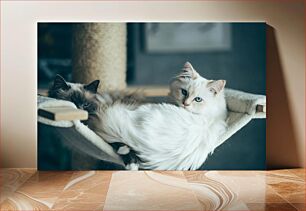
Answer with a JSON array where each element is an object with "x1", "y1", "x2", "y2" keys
[{"x1": 38, "y1": 88, "x2": 266, "y2": 168}]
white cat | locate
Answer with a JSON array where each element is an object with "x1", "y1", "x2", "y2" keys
[
  {"x1": 91, "y1": 62, "x2": 228, "y2": 170},
  {"x1": 169, "y1": 62, "x2": 227, "y2": 120}
]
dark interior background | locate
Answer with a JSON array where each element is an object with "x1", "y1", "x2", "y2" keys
[{"x1": 38, "y1": 23, "x2": 266, "y2": 170}]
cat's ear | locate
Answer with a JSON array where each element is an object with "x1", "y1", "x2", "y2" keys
[
  {"x1": 208, "y1": 80, "x2": 226, "y2": 95},
  {"x1": 84, "y1": 80, "x2": 100, "y2": 93},
  {"x1": 180, "y1": 61, "x2": 199, "y2": 79},
  {"x1": 52, "y1": 74, "x2": 70, "y2": 90}
]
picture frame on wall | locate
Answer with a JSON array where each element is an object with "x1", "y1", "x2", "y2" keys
[{"x1": 144, "y1": 23, "x2": 232, "y2": 53}]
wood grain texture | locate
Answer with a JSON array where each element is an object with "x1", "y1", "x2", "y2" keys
[
  {"x1": 52, "y1": 171, "x2": 112, "y2": 210},
  {"x1": 38, "y1": 107, "x2": 88, "y2": 121},
  {"x1": 0, "y1": 169, "x2": 36, "y2": 203},
  {"x1": 0, "y1": 169, "x2": 304, "y2": 210}
]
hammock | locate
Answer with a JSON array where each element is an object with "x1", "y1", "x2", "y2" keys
[{"x1": 37, "y1": 88, "x2": 266, "y2": 168}]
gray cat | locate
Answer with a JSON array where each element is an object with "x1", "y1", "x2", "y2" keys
[{"x1": 48, "y1": 74, "x2": 143, "y2": 169}]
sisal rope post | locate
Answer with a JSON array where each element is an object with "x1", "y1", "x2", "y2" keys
[{"x1": 72, "y1": 23, "x2": 127, "y2": 92}]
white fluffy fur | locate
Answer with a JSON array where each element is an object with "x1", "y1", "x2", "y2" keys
[
  {"x1": 96, "y1": 103, "x2": 226, "y2": 170},
  {"x1": 94, "y1": 62, "x2": 228, "y2": 170}
]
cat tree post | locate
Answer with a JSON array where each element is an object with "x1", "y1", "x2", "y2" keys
[{"x1": 72, "y1": 23, "x2": 127, "y2": 91}]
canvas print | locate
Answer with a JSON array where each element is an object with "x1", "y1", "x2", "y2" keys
[{"x1": 38, "y1": 23, "x2": 266, "y2": 170}]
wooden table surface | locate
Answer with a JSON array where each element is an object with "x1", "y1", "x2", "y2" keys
[{"x1": 0, "y1": 169, "x2": 305, "y2": 211}]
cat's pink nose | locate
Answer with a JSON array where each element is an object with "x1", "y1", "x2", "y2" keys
[{"x1": 183, "y1": 102, "x2": 190, "y2": 106}]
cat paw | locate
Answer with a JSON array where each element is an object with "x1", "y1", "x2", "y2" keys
[
  {"x1": 126, "y1": 163, "x2": 139, "y2": 171},
  {"x1": 117, "y1": 146, "x2": 130, "y2": 155}
]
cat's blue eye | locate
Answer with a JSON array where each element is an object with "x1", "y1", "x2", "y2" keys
[
  {"x1": 194, "y1": 97, "x2": 203, "y2": 102},
  {"x1": 181, "y1": 89, "x2": 188, "y2": 96}
]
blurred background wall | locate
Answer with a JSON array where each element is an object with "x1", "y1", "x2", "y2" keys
[
  {"x1": 127, "y1": 23, "x2": 266, "y2": 92},
  {"x1": 1, "y1": 1, "x2": 304, "y2": 168},
  {"x1": 38, "y1": 23, "x2": 266, "y2": 92}
]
